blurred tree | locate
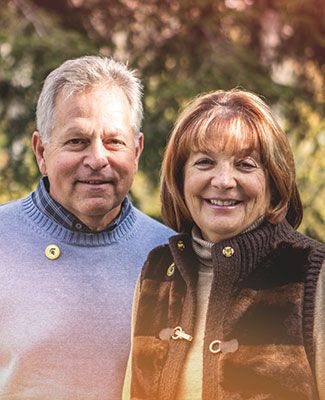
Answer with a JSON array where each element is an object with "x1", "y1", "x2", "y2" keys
[
  {"x1": 0, "y1": 0, "x2": 97, "y2": 201},
  {"x1": 0, "y1": 0, "x2": 324, "y2": 240}
]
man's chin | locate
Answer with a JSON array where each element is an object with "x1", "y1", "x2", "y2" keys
[{"x1": 76, "y1": 202, "x2": 122, "y2": 228}]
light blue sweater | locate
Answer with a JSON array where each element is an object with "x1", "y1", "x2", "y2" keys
[{"x1": 0, "y1": 193, "x2": 174, "y2": 399}]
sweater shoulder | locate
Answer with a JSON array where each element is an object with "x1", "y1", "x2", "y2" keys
[
  {"x1": 0, "y1": 198, "x2": 24, "y2": 222},
  {"x1": 0, "y1": 198, "x2": 23, "y2": 211},
  {"x1": 132, "y1": 207, "x2": 175, "y2": 238}
]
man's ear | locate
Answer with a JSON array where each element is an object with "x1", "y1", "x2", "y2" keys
[
  {"x1": 135, "y1": 132, "x2": 144, "y2": 167},
  {"x1": 32, "y1": 131, "x2": 47, "y2": 175}
]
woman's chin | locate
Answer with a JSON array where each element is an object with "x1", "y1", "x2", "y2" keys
[{"x1": 201, "y1": 224, "x2": 243, "y2": 243}]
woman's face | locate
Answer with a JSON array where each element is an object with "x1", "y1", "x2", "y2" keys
[{"x1": 183, "y1": 144, "x2": 270, "y2": 243}]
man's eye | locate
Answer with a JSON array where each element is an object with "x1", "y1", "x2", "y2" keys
[
  {"x1": 105, "y1": 139, "x2": 125, "y2": 146},
  {"x1": 66, "y1": 138, "x2": 86, "y2": 145}
]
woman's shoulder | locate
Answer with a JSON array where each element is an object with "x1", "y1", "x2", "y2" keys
[
  {"x1": 290, "y1": 228, "x2": 325, "y2": 255},
  {"x1": 139, "y1": 233, "x2": 189, "y2": 280},
  {"x1": 140, "y1": 239, "x2": 173, "y2": 279},
  {"x1": 272, "y1": 220, "x2": 325, "y2": 255},
  {"x1": 281, "y1": 228, "x2": 325, "y2": 275}
]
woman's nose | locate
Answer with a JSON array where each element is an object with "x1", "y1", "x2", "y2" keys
[
  {"x1": 84, "y1": 141, "x2": 109, "y2": 170},
  {"x1": 210, "y1": 166, "x2": 236, "y2": 190}
]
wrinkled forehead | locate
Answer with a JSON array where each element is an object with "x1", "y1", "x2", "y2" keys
[{"x1": 183, "y1": 113, "x2": 261, "y2": 158}]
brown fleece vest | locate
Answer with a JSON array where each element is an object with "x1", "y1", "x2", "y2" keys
[{"x1": 130, "y1": 220, "x2": 325, "y2": 400}]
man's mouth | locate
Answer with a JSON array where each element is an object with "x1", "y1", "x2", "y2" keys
[
  {"x1": 207, "y1": 199, "x2": 241, "y2": 206},
  {"x1": 79, "y1": 180, "x2": 108, "y2": 184},
  {"x1": 78, "y1": 179, "x2": 113, "y2": 185}
]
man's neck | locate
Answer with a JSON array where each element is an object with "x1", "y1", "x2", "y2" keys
[{"x1": 76, "y1": 206, "x2": 122, "y2": 232}]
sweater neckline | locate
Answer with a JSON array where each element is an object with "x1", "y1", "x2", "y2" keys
[{"x1": 20, "y1": 193, "x2": 138, "y2": 246}]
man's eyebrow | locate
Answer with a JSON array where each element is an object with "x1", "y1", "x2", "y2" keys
[
  {"x1": 102, "y1": 128, "x2": 130, "y2": 137},
  {"x1": 104, "y1": 129, "x2": 121, "y2": 135},
  {"x1": 63, "y1": 127, "x2": 128, "y2": 138},
  {"x1": 64, "y1": 128, "x2": 88, "y2": 136}
]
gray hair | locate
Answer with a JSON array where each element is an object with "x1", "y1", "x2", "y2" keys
[{"x1": 36, "y1": 55, "x2": 143, "y2": 144}]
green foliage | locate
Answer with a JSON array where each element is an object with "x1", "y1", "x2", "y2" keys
[
  {"x1": 0, "y1": 0, "x2": 324, "y2": 241},
  {"x1": 0, "y1": 1, "x2": 97, "y2": 200}
]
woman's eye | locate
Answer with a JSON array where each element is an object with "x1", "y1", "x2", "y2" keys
[
  {"x1": 194, "y1": 158, "x2": 214, "y2": 167},
  {"x1": 237, "y1": 159, "x2": 257, "y2": 170}
]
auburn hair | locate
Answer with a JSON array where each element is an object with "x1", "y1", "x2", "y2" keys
[{"x1": 161, "y1": 89, "x2": 302, "y2": 233}]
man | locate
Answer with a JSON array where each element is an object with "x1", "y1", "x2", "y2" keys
[{"x1": 0, "y1": 56, "x2": 174, "y2": 399}]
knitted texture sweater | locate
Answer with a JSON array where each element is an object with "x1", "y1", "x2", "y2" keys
[
  {"x1": 128, "y1": 220, "x2": 325, "y2": 400},
  {"x1": 0, "y1": 192, "x2": 174, "y2": 400}
]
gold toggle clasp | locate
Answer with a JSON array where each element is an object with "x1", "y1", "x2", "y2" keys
[{"x1": 171, "y1": 326, "x2": 193, "y2": 342}]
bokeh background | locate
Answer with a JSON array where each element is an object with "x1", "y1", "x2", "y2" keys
[{"x1": 0, "y1": 0, "x2": 324, "y2": 240}]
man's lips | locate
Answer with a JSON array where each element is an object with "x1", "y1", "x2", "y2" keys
[
  {"x1": 76, "y1": 178, "x2": 115, "y2": 186},
  {"x1": 78, "y1": 180, "x2": 111, "y2": 184}
]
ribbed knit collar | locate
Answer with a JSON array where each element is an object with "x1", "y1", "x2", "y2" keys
[
  {"x1": 168, "y1": 218, "x2": 302, "y2": 292},
  {"x1": 20, "y1": 191, "x2": 139, "y2": 246},
  {"x1": 191, "y1": 217, "x2": 264, "y2": 268}
]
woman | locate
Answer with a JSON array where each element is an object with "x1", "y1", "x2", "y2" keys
[{"x1": 124, "y1": 89, "x2": 325, "y2": 400}]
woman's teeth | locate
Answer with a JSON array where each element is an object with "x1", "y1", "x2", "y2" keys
[{"x1": 208, "y1": 199, "x2": 238, "y2": 206}]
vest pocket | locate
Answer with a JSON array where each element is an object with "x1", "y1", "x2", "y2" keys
[
  {"x1": 131, "y1": 336, "x2": 170, "y2": 399},
  {"x1": 220, "y1": 344, "x2": 316, "y2": 399}
]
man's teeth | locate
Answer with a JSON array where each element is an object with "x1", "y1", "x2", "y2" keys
[
  {"x1": 209, "y1": 199, "x2": 238, "y2": 206},
  {"x1": 84, "y1": 180, "x2": 104, "y2": 184}
]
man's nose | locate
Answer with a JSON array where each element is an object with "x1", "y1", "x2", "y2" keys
[{"x1": 84, "y1": 141, "x2": 109, "y2": 170}]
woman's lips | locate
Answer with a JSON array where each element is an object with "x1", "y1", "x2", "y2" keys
[{"x1": 206, "y1": 199, "x2": 241, "y2": 206}]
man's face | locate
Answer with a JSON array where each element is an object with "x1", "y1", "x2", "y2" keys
[{"x1": 32, "y1": 86, "x2": 143, "y2": 231}]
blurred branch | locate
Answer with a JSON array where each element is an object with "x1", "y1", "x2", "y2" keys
[{"x1": 10, "y1": 0, "x2": 47, "y2": 37}]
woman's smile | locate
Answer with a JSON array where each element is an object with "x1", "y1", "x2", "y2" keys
[
  {"x1": 184, "y1": 150, "x2": 270, "y2": 243},
  {"x1": 205, "y1": 198, "x2": 242, "y2": 207}
]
